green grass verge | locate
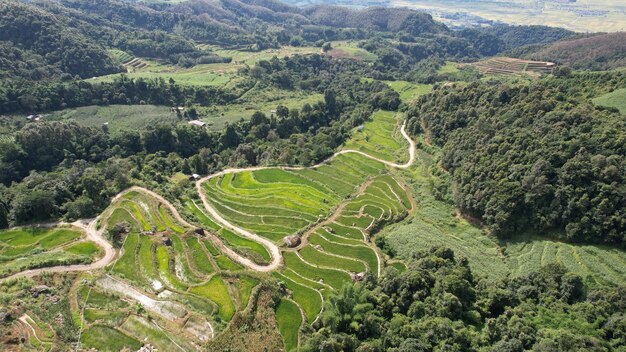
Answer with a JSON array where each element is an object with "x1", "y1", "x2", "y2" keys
[
  {"x1": 65, "y1": 241, "x2": 102, "y2": 257},
  {"x1": 238, "y1": 276, "x2": 259, "y2": 309}
]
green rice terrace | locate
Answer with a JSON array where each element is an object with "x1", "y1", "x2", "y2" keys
[{"x1": 2, "y1": 108, "x2": 625, "y2": 351}]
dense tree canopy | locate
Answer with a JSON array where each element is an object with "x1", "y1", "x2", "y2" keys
[
  {"x1": 407, "y1": 71, "x2": 626, "y2": 245},
  {"x1": 304, "y1": 247, "x2": 625, "y2": 351}
]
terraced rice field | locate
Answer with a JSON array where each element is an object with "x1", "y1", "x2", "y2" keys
[
  {"x1": 195, "y1": 109, "x2": 415, "y2": 335},
  {"x1": 0, "y1": 227, "x2": 100, "y2": 278},
  {"x1": 75, "y1": 189, "x2": 260, "y2": 351},
  {"x1": 200, "y1": 152, "x2": 389, "y2": 243},
  {"x1": 505, "y1": 236, "x2": 626, "y2": 287},
  {"x1": 468, "y1": 57, "x2": 556, "y2": 76},
  {"x1": 5, "y1": 87, "x2": 626, "y2": 352},
  {"x1": 4, "y1": 109, "x2": 446, "y2": 350},
  {"x1": 270, "y1": 173, "x2": 412, "y2": 325},
  {"x1": 275, "y1": 299, "x2": 302, "y2": 352}
]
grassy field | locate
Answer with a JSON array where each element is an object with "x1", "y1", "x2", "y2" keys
[
  {"x1": 196, "y1": 89, "x2": 323, "y2": 130},
  {"x1": 207, "y1": 45, "x2": 320, "y2": 69},
  {"x1": 66, "y1": 241, "x2": 102, "y2": 257},
  {"x1": 343, "y1": 110, "x2": 409, "y2": 163},
  {"x1": 238, "y1": 276, "x2": 259, "y2": 309},
  {"x1": 384, "y1": 81, "x2": 433, "y2": 103},
  {"x1": 47, "y1": 105, "x2": 180, "y2": 136},
  {"x1": 326, "y1": 41, "x2": 377, "y2": 62},
  {"x1": 593, "y1": 87, "x2": 626, "y2": 114},
  {"x1": 121, "y1": 315, "x2": 195, "y2": 351},
  {"x1": 82, "y1": 325, "x2": 142, "y2": 352},
  {"x1": 438, "y1": 61, "x2": 459, "y2": 74},
  {"x1": 275, "y1": 299, "x2": 302, "y2": 352},
  {"x1": 96, "y1": 45, "x2": 320, "y2": 86},
  {"x1": 504, "y1": 234, "x2": 626, "y2": 287},
  {"x1": 91, "y1": 58, "x2": 233, "y2": 86}
]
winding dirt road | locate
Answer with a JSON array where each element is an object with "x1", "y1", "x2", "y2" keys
[
  {"x1": 1, "y1": 120, "x2": 415, "y2": 280},
  {"x1": 0, "y1": 219, "x2": 115, "y2": 283},
  {"x1": 195, "y1": 121, "x2": 416, "y2": 272}
]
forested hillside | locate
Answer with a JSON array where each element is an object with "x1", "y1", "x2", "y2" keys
[
  {"x1": 0, "y1": 1, "x2": 122, "y2": 79},
  {"x1": 510, "y1": 32, "x2": 626, "y2": 71},
  {"x1": 0, "y1": 0, "x2": 625, "y2": 351},
  {"x1": 305, "y1": 247, "x2": 626, "y2": 351},
  {"x1": 407, "y1": 71, "x2": 626, "y2": 246},
  {"x1": 0, "y1": 0, "x2": 573, "y2": 86}
]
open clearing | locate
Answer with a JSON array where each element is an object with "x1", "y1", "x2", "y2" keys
[
  {"x1": 593, "y1": 87, "x2": 626, "y2": 114},
  {"x1": 384, "y1": 81, "x2": 433, "y2": 102},
  {"x1": 344, "y1": 110, "x2": 410, "y2": 163},
  {"x1": 325, "y1": 41, "x2": 378, "y2": 62},
  {"x1": 95, "y1": 45, "x2": 321, "y2": 86},
  {"x1": 47, "y1": 105, "x2": 179, "y2": 135}
]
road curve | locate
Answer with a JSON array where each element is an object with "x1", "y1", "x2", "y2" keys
[
  {"x1": 1, "y1": 120, "x2": 415, "y2": 278},
  {"x1": 0, "y1": 219, "x2": 116, "y2": 283},
  {"x1": 195, "y1": 121, "x2": 416, "y2": 272}
]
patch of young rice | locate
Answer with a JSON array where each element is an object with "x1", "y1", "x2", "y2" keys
[
  {"x1": 308, "y1": 233, "x2": 378, "y2": 275},
  {"x1": 190, "y1": 275, "x2": 235, "y2": 321},
  {"x1": 276, "y1": 299, "x2": 301, "y2": 352},
  {"x1": 298, "y1": 245, "x2": 366, "y2": 273},
  {"x1": 185, "y1": 236, "x2": 215, "y2": 275},
  {"x1": 273, "y1": 272, "x2": 322, "y2": 323},
  {"x1": 282, "y1": 251, "x2": 351, "y2": 290}
]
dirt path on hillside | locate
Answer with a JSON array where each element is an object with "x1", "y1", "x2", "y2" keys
[
  {"x1": 291, "y1": 179, "x2": 374, "y2": 250},
  {"x1": 2, "y1": 121, "x2": 415, "y2": 281},
  {"x1": 195, "y1": 122, "x2": 415, "y2": 272},
  {"x1": 0, "y1": 219, "x2": 116, "y2": 283}
]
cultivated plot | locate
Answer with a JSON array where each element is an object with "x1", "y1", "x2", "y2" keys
[
  {"x1": 75, "y1": 189, "x2": 260, "y2": 351},
  {"x1": 0, "y1": 227, "x2": 100, "y2": 278}
]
